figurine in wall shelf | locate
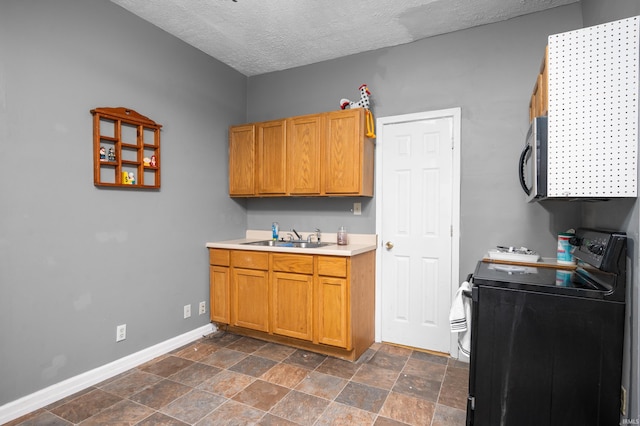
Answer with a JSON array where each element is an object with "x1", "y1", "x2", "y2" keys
[
  {"x1": 108, "y1": 147, "x2": 116, "y2": 162},
  {"x1": 100, "y1": 146, "x2": 106, "y2": 161},
  {"x1": 128, "y1": 172, "x2": 135, "y2": 185},
  {"x1": 143, "y1": 157, "x2": 151, "y2": 166},
  {"x1": 150, "y1": 155, "x2": 157, "y2": 167},
  {"x1": 122, "y1": 171, "x2": 130, "y2": 184}
]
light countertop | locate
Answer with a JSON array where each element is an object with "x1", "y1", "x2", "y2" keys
[{"x1": 206, "y1": 230, "x2": 377, "y2": 256}]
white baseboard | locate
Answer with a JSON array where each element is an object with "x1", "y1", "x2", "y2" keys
[{"x1": 0, "y1": 323, "x2": 215, "y2": 425}]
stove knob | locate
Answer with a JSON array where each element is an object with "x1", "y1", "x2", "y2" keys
[
  {"x1": 569, "y1": 236, "x2": 582, "y2": 246},
  {"x1": 588, "y1": 243, "x2": 604, "y2": 255}
]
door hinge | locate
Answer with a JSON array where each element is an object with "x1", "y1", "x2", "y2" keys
[{"x1": 450, "y1": 225, "x2": 453, "y2": 237}]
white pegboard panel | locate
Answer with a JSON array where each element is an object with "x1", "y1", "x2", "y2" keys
[{"x1": 548, "y1": 16, "x2": 639, "y2": 198}]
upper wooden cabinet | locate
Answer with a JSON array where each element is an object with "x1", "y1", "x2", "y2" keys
[
  {"x1": 529, "y1": 46, "x2": 548, "y2": 122},
  {"x1": 324, "y1": 109, "x2": 374, "y2": 196},
  {"x1": 228, "y1": 109, "x2": 374, "y2": 197},
  {"x1": 287, "y1": 114, "x2": 322, "y2": 195},
  {"x1": 256, "y1": 119, "x2": 287, "y2": 195},
  {"x1": 229, "y1": 124, "x2": 256, "y2": 196}
]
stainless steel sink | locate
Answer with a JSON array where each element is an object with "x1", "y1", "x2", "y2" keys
[
  {"x1": 242, "y1": 240, "x2": 281, "y2": 247},
  {"x1": 241, "y1": 240, "x2": 332, "y2": 249},
  {"x1": 289, "y1": 241, "x2": 332, "y2": 248}
]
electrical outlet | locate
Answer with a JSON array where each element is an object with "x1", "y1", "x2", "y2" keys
[
  {"x1": 621, "y1": 385, "x2": 627, "y2": 415},
  {"x1": 116, "y1": 324, "x2": 126, "y2": 342},
  {"x1": 353, "y1": 202, "x2": 362, "y2": 215},
  {"x1": 199, "y1": 301, "x2": 206, "y2": 315},
  {"x1": 184, "y1": 304, "x2": 191, "y2": 319}
]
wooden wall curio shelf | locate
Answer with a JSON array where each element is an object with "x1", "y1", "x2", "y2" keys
[{"x1": 91, "y1": 107, "x2": 162, "y2": 189}]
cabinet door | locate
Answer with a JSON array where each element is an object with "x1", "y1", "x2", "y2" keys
[
  {"x1": 272, "y1": 272, "x2": 313, "y2": 341},
  {"x1": 256, "y1": 120, "x2": 287, "y2": 195},
  {"x1": 287, "y1": 114, "x2": 322, "y2": 195},
  {"x1": 229, "y1": 124, "x2": 256, "y2": 196},
  {"x1": 324, "y1": 109, "x2": 373, "y2": 195},
  {"x1": 210, "y1": 265, "x2": 230, "y2": 324},
  {"x1": 232, "y1": 268, "x2": 269, "y2": 332},
  {"x1": 317, "y1": 276, "x2": 350, "y2": 349}
]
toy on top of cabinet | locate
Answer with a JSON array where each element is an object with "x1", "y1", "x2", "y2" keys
[
  {"x1": 339, "y1": 84, "x2": 371, "y2": 110},
  {"x1": 339, "y1": 84, "x2": 376, "y2": 138}
]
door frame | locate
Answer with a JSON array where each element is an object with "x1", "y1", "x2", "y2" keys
[{"x1": 375, "y1": 108, "x2": 461, "y2": 357}]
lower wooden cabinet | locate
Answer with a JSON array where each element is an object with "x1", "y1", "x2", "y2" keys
[
  {"x1": 232, "y1": 268, "x2": 270, "y2": 332},
  {"x1": 317, "y1": 275, "x2": 348, "y2": 348},
  {"x1": 316, "y1": 255, "x2": 349, "y2": 348},
  {"x1": 271, "y1": 253, "x2": 314, "y2": 341},
  {"x1": 230, "y1": 251, "x2": 269, "y2": 332},
  {"x1": 209, "y1": 249, "x2": 230, "y2": 324},
  {"x1": 272, "y1": 271, "x2": 314, "y2": 341},
  {"x1": 208, "y1": 248, "x2": 375, "y2": 361},
  {"x1": 209, "y1": 265, "x2": 230, "y2": 324}
]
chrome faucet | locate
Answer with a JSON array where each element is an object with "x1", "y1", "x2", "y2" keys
[{"x1": 307, "y1": 228, "x2": 321, "y2": 243}]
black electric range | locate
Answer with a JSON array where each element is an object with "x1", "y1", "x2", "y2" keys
[{"x1": 466, "y1": 228, "x2": 627, "y2": 426}]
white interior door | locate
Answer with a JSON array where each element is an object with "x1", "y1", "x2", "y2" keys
[{"x1": 376, "y1": 109, "x2": 460, "y2": 354}]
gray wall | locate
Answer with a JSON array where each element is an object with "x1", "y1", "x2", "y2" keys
[
  {"x1": 246, "y1": 5, "x2": 583, "y2": 279},
  {"x1": 0, "y1": 0, "x2": 247, "y2": 405},
  {"x1": 3, "y1": 0, "x2": 639, "y2": 421}
]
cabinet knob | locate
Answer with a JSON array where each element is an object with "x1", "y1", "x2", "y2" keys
[{"x1": 385, "y1": 241, "x2": 394, "y2": 250}]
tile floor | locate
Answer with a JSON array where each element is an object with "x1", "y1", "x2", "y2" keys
[{"x1": 7, "y1": 333, "x2": 469, "y2": 426}]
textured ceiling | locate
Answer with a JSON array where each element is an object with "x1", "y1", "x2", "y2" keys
[{"x1": 111, "y1": 0, "x2": 578, "y2": 76}]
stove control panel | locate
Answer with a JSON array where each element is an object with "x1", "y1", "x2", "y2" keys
[{"x1": 571, "y1": 229, "x2": 626, "y2": 273}]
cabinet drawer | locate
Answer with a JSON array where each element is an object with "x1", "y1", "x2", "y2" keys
[
  {"x1": 317, "y1": 256, "x2": 347, "y2": 277},
  {"x1": 272, "y1": 254, "x2": 313, "y2": 274},
  {"x1": 231, "y1": 251, "x2": 269, "y2": 270},
  {"x1": 209, "y1": 249, "x2": 230, "y2": 266}
]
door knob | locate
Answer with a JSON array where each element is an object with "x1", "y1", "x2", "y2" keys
[{"x1": 385, "y1": 241, "x2": 394, "y2": 249}]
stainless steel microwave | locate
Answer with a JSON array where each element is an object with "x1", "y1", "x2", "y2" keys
[{"x1": 519, "y1": 116, "x2": 547, "y2": 202}]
